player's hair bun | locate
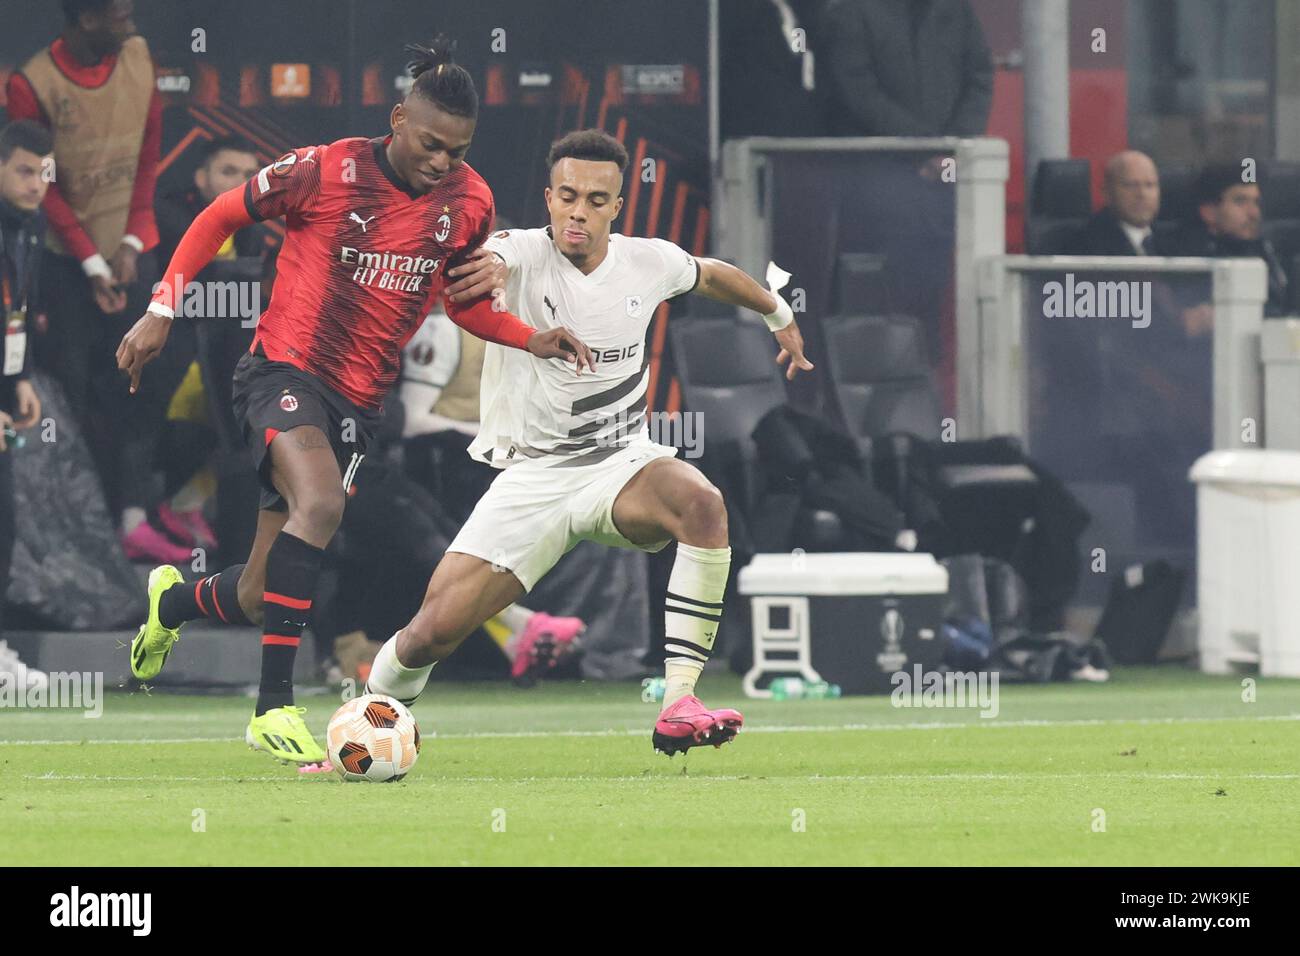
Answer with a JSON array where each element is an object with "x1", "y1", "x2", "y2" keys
[
  {"x1": 402, "y1": 34, "x2": 478, "y2": 118},
  {"x1": 405, "y1": 35, "x2": 457, "y2": 80}
]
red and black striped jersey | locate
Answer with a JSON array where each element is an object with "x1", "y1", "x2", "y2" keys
[{"x1": 243, "y1": 135, "x2": 493, "y2": 410}]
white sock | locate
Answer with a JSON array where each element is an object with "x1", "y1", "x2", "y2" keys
[
  {"x1": 496, "y1": 603, "x2": 532, "y2": 633},
  {"x1": 664, "y1": 658, "x2": 705, "y2": 710},
  {"x1": 366, "y1": 633, "x2": 435, "y2": 704},
  {"x1": 122, "y1": 507, "x2": 147, "y2": 534},
  {"x1": 662, "y1": 543, "x2": 731, "y2": 710},
  {"x1": 170, "y1": 475, "x2": 207, "y2": 512},
  {"x1": 484, "y1": 604, "x2": 535, "y2": 658}
]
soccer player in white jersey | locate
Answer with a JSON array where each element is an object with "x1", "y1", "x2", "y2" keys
[{"x1": 367, "y1": 129, "x2": 814, "y2": 755}]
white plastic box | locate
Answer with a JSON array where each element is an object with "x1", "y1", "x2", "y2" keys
[
  {"x1": 737, "y1": 552, "x2": 949, "y2": 696},
  {"x1": 1189, "y1": 449, "x2": 1300, "y2": 676}
]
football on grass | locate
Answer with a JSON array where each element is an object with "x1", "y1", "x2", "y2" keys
[{"x1": 326, "y1": 694, "x2": 421, "y2": 782}]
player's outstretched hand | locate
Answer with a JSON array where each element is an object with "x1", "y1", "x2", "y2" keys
[
  {"x1": 774, "y1": 319, "x2": 815, "y2": 381},
  {"x1": 116, "y1": 311, "x2": 173, "y2": 394},
  {"x1": 527, "y1": 326, "x2": 596, "y2": 375},
  {"x1": 445, "y1": 247, "x2": 507, "y2": 303}
]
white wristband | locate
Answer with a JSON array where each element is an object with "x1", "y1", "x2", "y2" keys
[
  {"x1": 81, "y1": 254, "x2": 112, "y2": 280},
  {"x1": 763, "y1": 294, "x2": 794, "y2": 331},
  {"x1": 146, "y1": 301, "x2": 175, "y2": 320},
  {"x1": 762, "y1": 260, "x2": 794, "y2": 331}
]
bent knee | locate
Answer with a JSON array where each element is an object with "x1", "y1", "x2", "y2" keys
[
  {"x1": 406, "y1": 602, "x2": 472, "y2": 655},
  {"x1": 291, "y1": 488, "x2": 346, "y2": 536},
  {"x1": 677, "y1": 482, "x2": 728, "y2": 540}
]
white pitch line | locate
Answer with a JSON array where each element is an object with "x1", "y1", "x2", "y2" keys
[
  {"x1": 2, "y1": 736, "x2": 237, "y2": 746},
  {"x1": 23, "y1": 771, "x2": 1300, "y2": 784},
  {"x1": 24, "y1": 772, "x2": 288, "y2": 783},
  {"x1": 4, "y1": 711, "x2": 1299, "y2": 746}
]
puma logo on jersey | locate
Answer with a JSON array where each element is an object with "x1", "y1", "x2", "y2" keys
[
  {"x1": 543, "y1": 295, "x2": 560, "y2": 324},
  {"x1": 349, "y1": 212, "x2": 376, "y2": 232}
]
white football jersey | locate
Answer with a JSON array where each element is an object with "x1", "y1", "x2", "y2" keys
[{"x1": 470, "y1": 226, "x2": 698, "y2": 468}]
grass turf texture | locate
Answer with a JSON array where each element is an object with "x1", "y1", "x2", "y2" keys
[{"x1": 2, "y1": 667, "x2": 1297, "y2": 865}]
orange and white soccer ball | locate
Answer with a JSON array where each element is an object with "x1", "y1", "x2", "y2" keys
[{"x1": 326, "y1": 694, "x2": 421, "y2": 782}]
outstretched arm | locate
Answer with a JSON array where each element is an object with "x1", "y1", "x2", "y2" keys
[
  {"x1": 115, "y1": 186, "x2": 255, "y2": 393},
  {"x1": 443, "y1": 292, "x2": 596, "y2": 373},
  {"x1": 694, "y1": 257, "x2": 815, "y2": 380}
]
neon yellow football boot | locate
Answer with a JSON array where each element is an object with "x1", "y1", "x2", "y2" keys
[
  {"x1": 129, "y1": 565, "x2": 185, "y2": 680},
  {"x1": 245, "y1": 706, "x2": 328, "y2": 765}
]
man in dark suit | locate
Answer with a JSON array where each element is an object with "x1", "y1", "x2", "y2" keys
[
  {"x1": 1066, "y1": 151, "x2": 1162, "y2": 256},
  {"x1": 1163, "y1": 164, "x2": 1290, "y2": 315},
  {"x1": 817, "y1": 0, "x2": 993, "y2": 137}
]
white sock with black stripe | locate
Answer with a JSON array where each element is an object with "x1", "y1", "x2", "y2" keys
[
  {"x1": 662, "y1": 543, "x2": 731, "y2": 710},
  {"x1": 366, "y1": 633, "x2": 435, "y2": 706}
]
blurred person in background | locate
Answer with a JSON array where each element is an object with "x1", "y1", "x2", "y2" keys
[
  {"x1": 1066, "y1": 151, "x2": 1164, "y2": 256},
  {"x1": 1165, "y1": 164, "x2": 1289, "y2": 317},
  {"x1": 0, "y1": 121, "x2": 52, "y2": 691},
  {"x1": 792, "y1": 0, "x2": 991, "y2": 385},
  {"x1": 719, "y1": 0, "x2": 826, "y2": 139},
  {"x1": 817, "y1": 0, "x2": 992, "y2": 137},
  {"x1": 152, "y1": 135, "x2": 274, "y2": 561},
  {"x1": 5, "y1": 0, "x2": 193, "y2": 562}
]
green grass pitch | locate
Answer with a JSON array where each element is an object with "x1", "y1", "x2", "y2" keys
[{"x1": 3, "y1": 668, "x2": 1298, "y2": 865}]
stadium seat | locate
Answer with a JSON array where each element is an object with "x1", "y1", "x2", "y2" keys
[
  {"x1": 835, "y1": 251, "x2": 892, "y2": 314},
  {"x1": 821, "y1": 314, "x2": 1039, "y2": 557},
  {"x1": 1025, "y1": 218, "x2": 1086, "y2": 255},
  {"x1": 1262, "y1": 160, "x2": 1300, "y2": 219},
  {"x1": 1155, "y1": 162, "x2": 1197, "y2": 224},
  {"x1": 668, "y1": 316, "x2": 788, "y2": 511},
  {"x1": 1026, "y1": 158, "x2": 1092, "y2": 254},
  {"x1": 1030, "y1": 158, "x2": 1092, "y2": 219},
  {"x1": 821, "y1": 314, "x2": 943, "y2": 450},
  {"x1": 1261, "y1": 161, "x2": 1300, "y2": 309}
]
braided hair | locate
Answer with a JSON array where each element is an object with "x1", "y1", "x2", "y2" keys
[{"x1": 404, "y1": 35, "x2": 478, "y2": 119}]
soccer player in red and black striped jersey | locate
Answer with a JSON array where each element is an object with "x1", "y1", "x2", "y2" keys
[{"x1": 116, "y1": 38, "x2": 593, "y2": 766}]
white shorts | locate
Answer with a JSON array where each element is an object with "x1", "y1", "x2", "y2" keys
[{"x1": 447, "y1": 440, "x2": 680, "y2": 591}]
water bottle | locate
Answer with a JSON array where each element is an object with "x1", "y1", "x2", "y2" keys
[
  {"x1": 804, "y1": 681, "x2": 842, "y2": 699},
  {"x1": 769, "y1": 677, "x2": 796, "y2": 699},
  {"x1": 2, "y1": 427, "x2": 24, "y2": 450},
  {"x1": 770, "y1": 677, "x2": 841, "y2": 700},
  {"x1": 641, "y1": 677, "x2": 666, "y2": 703}
]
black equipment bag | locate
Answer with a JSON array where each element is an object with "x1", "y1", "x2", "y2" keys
[{"x1": 1093, "y1": 560, "x2": 1187, "y2": 664}]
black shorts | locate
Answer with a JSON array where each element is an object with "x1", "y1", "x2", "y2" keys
[{"x1": 230, "y1": 349, "x2": 382, "y2": 512}]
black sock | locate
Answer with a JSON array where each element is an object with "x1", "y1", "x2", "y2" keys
[
  {"x1": 158, "y1": 565, "x2": 251, "y2": 629},
  {"x1": 256, "y1": 532, "x2": 324, "y2": 716}
]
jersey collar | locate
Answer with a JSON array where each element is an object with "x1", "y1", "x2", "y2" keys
[
  {"x1": 547, "y1": 225, "x2": 619, "y2": 283},
  {"x1": 370, "y1": 135, "x2": 423, "y2": 200}
]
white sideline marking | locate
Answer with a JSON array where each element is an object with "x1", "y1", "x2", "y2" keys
[
  {"x1": 4, "y1": 712, "x2": 1299, "y2": 746},
  {"x1": 23, "y1": 771, "x2": 1300, "y2": 784}
]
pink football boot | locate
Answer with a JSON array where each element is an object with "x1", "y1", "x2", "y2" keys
[
  {"x1": 121, "y1": 521, "x2": 194, "y2": 564},
  {"x1": 510, "y1": 611, "x2": 586, "y2": 685},
  {"x1": 157, "y1": 501, "x2": 219, "y2": 550},
  {"x1": 652, "y1": 695, "x2": 744, "y2": 756}
]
